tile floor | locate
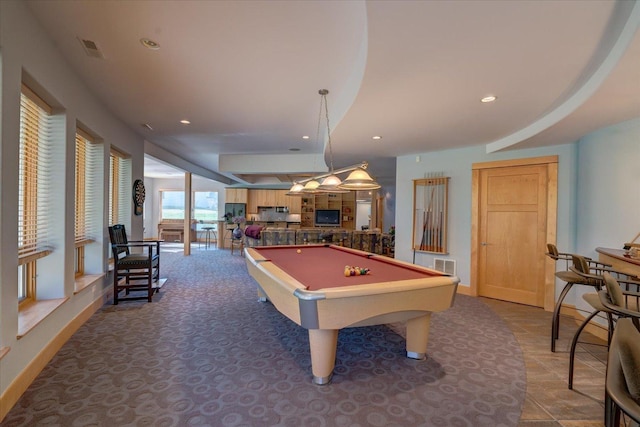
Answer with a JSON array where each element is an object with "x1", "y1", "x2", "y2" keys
[{"x1": 484, "y1": 298, "x2": 609, "y2": 427}]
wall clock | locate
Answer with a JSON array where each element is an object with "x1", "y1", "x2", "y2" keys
[{"x1": 133, "y1": 179, "x2": 145, "y2": 216}]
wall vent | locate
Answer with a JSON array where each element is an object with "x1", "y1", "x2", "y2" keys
[
  {"x1": 78, "y1": 37, "x2": 105, "y2": 59},
  {"x1": 434, "y1": 258, "x2": 456, "y2": 276}
]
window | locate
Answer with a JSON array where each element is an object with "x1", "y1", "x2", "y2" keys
[
  {"x1": 109, "y1": 149, "x2": 131, "y2": 229},
  {"x1": 160, "y1": 191, "x2": 185, "y2": 220},
  {"x1": 160, "y1": 191, "x2": 219, "y2": 222},
  {"x1": 18, "y1": 85, "x2": 53, "y2": 302},
  {"x1": 75, "y1": 129, "x2": 100, "y2": 276},
  {"x1": 194, "y1": 191, "x2": 218, "y2": 222}
]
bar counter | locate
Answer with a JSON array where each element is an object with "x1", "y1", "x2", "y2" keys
[{"x1": 596, "y1": 247, "x2": 640, "y2": 277}]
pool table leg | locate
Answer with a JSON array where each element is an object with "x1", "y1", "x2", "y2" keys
[
  {"x1": 405, "y1": 313, "x2": 431, "y2": 360},
  {"x1": 308, "y1": 328, "x2": 338, "y2": 385},
  {"x1": 257, "y1": 286, "x2": 267, "y2": 302}
]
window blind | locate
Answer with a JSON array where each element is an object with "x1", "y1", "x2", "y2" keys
[
  {"x1": 75, "y1": 130, "x2": 100, "y2": 244},
  {"x1": 109, "y1": 149, "x2": 131, "y2": 231},
  {"x1": 18, "y1": 87, "x2": 53, "y2": 263}
]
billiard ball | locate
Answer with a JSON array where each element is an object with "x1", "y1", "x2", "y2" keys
[{"x1": 296, "y1": 249, "x2": 301, "y2": 254}]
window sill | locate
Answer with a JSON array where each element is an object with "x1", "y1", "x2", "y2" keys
[
  {"x1": 0, "y1": 347, "x2": 9, "y2": 360},
  {"x1": 18, "y1": 298, "x2": 68, "y2": 339},
  {"x1": 74, "y1": 273, "x2": 105, "y2": 294}
]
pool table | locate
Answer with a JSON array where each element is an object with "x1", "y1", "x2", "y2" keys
[{"x1": 244, "y1": 244, "x2": 459, "y2": 384}]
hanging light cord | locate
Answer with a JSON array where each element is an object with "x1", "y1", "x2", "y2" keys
[
  {"x1": 320, "y1": 89, "x2": 335, "y2": 173},
  {"x1": 314, "y1": 91, "x2": 324, "y2": 175}
]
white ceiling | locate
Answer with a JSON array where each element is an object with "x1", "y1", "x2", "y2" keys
[{"x1": 26, "y1": 0, "x2": 640, "y2": 185}]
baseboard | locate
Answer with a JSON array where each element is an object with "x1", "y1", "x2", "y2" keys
[
  {"x1": 456, "y1": 284, "x2": 472, "y2": 296},
  {"x1": 559, "y1": 304, "x2": 608, "y2": 342},
  {"x1": 0, "y1": 286, "x2": 111, "y2": 422}
]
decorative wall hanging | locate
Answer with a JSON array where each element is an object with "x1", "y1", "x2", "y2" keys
[
  {"x1": 413, "y1": 176, "x2": 449, "y2": 254},
  {"x1": 133, "y1": 179, "x2": 145, "y2": 216}
]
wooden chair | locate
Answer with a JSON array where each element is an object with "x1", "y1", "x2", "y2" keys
[
  {"x1": 108, "y1": 224, "x2": 161, "y2": 304},
  {"x1": 230, "y1": 226, "x2": 244, "y2": 256}
]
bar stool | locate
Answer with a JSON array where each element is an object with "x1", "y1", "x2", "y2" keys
[
  {"x1": 566, "y1": 255, "x2": 635, "y2": 390},
  {"x1": 604, "y1": 318, "x2": 640, "y2": 427},
  {"x1": 546, "y1": 244, "x2": 611, "y2": 352},
  {"x1": 202, "y1": 226, "x2": 216, "y2": 249},
  {"x1": 547, "y1": 244, "x2": 583, "y2": 352}
]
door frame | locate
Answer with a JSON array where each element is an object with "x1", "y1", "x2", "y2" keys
[{"x1": 470, "y1": 155, "x2": 558, "y2": 311}]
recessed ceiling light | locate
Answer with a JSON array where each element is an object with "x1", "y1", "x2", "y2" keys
[
  {"x1": 302, "y1": 136, "x2": 310, "y2": 140},
  {"x1": 372, "y1": 136, "x2": 382, "y2": 140},
  {"x1": 180, "y1": 119, "x2": 191, "y2": 125},
  {"x1": 140, "y1": 38, "x2": 160, "y2": 50},
  {"x1": 481, "y1": 95, "x2": 497, "y2": 103},
  {"x1": 289, "y1": 148, "x2": 301, "y2": 152}
]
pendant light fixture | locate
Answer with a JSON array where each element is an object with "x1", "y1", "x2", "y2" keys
[{"x1": 286, "y1": 89, "x2": 381, "y2": 195}]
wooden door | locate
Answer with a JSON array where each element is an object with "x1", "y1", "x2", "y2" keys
[{"x1": 474, "y1": 161, "x2": 553, "y2": 307}]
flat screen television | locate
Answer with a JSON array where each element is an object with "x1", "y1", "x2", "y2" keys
[{"x1": 315, "y1": 209, "x2": 341, "y2": 227}]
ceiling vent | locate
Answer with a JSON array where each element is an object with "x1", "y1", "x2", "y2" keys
[
  {"x1": 434, "y1": 258, "x2": 456, "y2": 276},
  {"x1": 77, "y1": 37, "x2": 105, "y2": 59}
]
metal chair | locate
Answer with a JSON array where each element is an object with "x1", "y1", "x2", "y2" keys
[
  {"x1": 546, "y1": 244, "x2": 610, "y2": 352},
  {"x1": 108, "y1": 224, "x2": 161, "y2": 304},
  {"x1": 567, "y1": 255, "x2": 635, "y2": 389},
  {"x1": 598, "y1": 272, "x2": 640, "y2": 426},
  {"x1": 604, "y1": 318, "x2": 640, "y2": 427},
  {"x1": 599, "y1": 271, "x2": 640, "y2": 335}
]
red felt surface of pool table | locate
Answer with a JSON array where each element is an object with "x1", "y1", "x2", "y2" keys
[{"x1": 251, "y1": 244, "x2": 441, "y2": 291}]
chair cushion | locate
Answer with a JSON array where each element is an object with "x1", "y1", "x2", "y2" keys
[
  {"x1": 616, "y1": 319, "x2": 640, "y2": 402},
  {"x1": 118, "y1": 254, "x2": 158, "y2": 266},
  {"x1": 583, "y1": 293, "x2": 607, "y2": 311},
  {"x1": 555, "y1": 270, "x2": 582, "y2": 284},
  {"x1": 603, "y1": 272, "x2": 626, "y2": 307}
]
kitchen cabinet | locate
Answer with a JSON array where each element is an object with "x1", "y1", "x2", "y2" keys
[
  {"x1": 225, "y1": 188, "x2": 248, "y2": 203},
  {"x1": 247, "y1": 190, "x2": 265, "y2": 214},
  {"x1": 248, "y1": 189, "x2": 302, "y2": 214},
  {"x1": 274, "y1": 190, "x2": 288, "y2": 207},
  {"x1": 284, "y1": 194, "x2": 301, "y2": 214}
]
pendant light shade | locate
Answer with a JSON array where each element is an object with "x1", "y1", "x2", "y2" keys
[
  {"x1": 286, "y1": 182, "x2": 304, "y2": 196},
  {"x1": 338, "y1": 167, "x2": 381, "y2": 190},
  {"x1": 317, "y1": 174, "x2": 349, "y2": 193},
  {"x1": 320, "y1": 174, "x2": 341, "y2": 187},
  {"x1": 301, "y1": 179, "x2": 321, "y2": 193}
]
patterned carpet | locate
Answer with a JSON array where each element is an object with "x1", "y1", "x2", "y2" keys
[{"x1": 2, "y1": 247, "x2": 526, "y2": 426}]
